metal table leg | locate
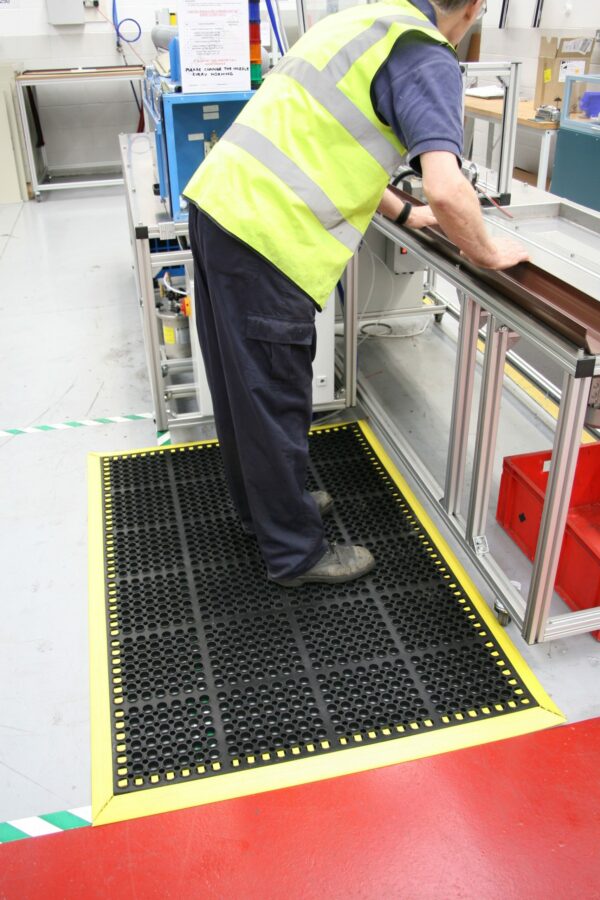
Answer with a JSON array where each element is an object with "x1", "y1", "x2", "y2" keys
[
  {"x1": 443, "y1": 293, "x2": 482, "y2": 517},
  {"x1": 486, "y1": 121, "x2": 496, "y2": 170},
  {"x1": 464, "y1": 115, "x2": 475, "y2": 160},
  {"x1": 537, "y1": 129, "x2": 555, "y2": 191},
  {"x1": 523, "y1": 371, "x2": 592, "y2": 643},
  {"x1": 466, "y1": 318, "x2": 510, "y2": 546},
  {"x1": 15, "y1": 81, "x2": 41, "y2": 198},
  {"x1": 344, "y1": 253, "x2": 359, "y2": 407},
  {"x1": 134, "y1": 230, "x2": 169, "y2": 432}
]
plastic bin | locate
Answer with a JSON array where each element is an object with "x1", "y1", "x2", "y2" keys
[
  {"x1": 496, "y1": 444, "x2": 600, "y2": 639},
  {"x1": 580, "y1": 91, "x2": 600, "y2": 118}
]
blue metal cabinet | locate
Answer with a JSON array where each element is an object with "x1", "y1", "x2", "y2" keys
[
  {"x1": 162, "y1": 92, "x2": 253, "y2": 220},
  {"x1": 551, "y1": 74, "x2": 600, "y2": 212},
  {"x1": 143, "y1": 74, "x2": 253, "y2": 221}
]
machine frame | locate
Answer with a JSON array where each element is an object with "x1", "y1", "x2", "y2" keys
[{"x1": 120, "y1": 132, "x2": 354, "y2": 435}]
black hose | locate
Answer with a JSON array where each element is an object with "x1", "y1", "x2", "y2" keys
[
  {"x1": 129, "y1": 80, "x2": 142, "y2": 113},
  {"x1": 26, "y1": 85, "x2": 45, "y2": 149}
]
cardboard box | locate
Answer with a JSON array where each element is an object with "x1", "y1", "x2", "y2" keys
[{"x1": 534, "y1": 36, "x2": 595, "y2": 109}]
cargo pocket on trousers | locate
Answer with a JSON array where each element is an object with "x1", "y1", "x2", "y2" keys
[{"x1": 245, "y1": 314, "x2": 316, "y2": 384}]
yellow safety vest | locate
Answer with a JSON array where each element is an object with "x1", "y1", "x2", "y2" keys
[{"x1": 184, "y1": 0, "x2": 453, "y2": 308}]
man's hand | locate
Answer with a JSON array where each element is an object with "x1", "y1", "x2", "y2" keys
[
  {"x1": 465, "y1": 236, "x2": 530, "y2": 270},
  {"x1": 406, "y1": 204, "x2": 437, "y2": 229},
  {"x1": 421, "y1": 151, "x2": 530, "y2": 272}
]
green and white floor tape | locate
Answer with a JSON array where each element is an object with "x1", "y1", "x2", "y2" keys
[
  {"x1": 0, "y1": 807, "x2": 92, "y2": 843},
  {"x1": 0, "y1": 413, "x2": 153, "y2": 438}
]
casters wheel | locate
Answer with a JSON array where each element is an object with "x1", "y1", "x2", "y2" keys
[
  {"x1": 494, "y1": 600, "x2": 511, "y2": 627},
  {"x1": 434, "y1": 312, "x2": 444, "y2": 324}
]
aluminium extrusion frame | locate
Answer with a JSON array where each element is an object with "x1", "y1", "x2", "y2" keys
[
  {"x1": 461, "y1": 61, "x2": 520, "y2": 201},
  {"x1": 120, "y1": 133, "x2": 354, "y2": 433},
  {"x1": 369, "y1": 212, "x2": 599, "y2": 644},
  {"x1": 16, "y1": 67, "x2": 144, "y2": 198}
]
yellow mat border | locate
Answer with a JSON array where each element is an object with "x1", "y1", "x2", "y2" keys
[{"x1": 89, "y1": 421, "x2": 564, "y2": 827}]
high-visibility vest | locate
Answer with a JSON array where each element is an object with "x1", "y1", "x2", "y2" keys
[{"x1": 184, "y1": 0, "x2": 453, "y2": 308}]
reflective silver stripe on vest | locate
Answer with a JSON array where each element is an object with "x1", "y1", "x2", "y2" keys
[
  {"x1": 324, "y1": 13, "x2": 438, "y2": 82},
  {"x1": 275, "y1": 56, "x2": 401, "y2": 173},
  {"x1": 222, "y1": 123, "x2": 363, "y2": 252}
]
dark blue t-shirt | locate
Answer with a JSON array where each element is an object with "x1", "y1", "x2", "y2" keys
[{"x1": 372, "y1": 0, "x2": 463, "y2": 173}]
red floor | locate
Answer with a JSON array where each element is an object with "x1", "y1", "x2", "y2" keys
[{"x1": 2, "y1": 719, "x2": 600, "y2": 900}]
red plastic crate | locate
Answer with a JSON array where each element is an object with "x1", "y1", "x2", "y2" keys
[{"x1": 496, "y1": 443, "x2": 600, "y2": 640}]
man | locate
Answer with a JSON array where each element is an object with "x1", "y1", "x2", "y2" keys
[{"x1": 183, "y1": 0, "x2": 528, "y2": 588}]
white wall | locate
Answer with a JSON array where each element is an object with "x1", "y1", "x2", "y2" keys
[
  {"x1": 482, "y1": 0, "x2": 600, "y2": 99},
  {"x1": 1, "y1": 0, "x2": 599, "y2": 176},
  {"x1": 0, "y1": 0, "x2": 158, "y2": 172},
  {"x1": 478, "y1": 0, "x2": 600, "y2": 174}
]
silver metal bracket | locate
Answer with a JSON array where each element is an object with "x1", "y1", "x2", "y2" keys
[
  {"x1": 473, "y1": 535, "x2": 490, "y2": 556},
  {"x1": 507, "y1": 330, "x2": 520, "y2": 351},
  {"x1": 158, "y1": 221, "x2": 177, "y2": 241},
  {"x1": 586, "y1": 377, "x2": 600, "y2": 428},
  {"x1": 494, "y1": 600, "x2": 512, "y2": 626}
]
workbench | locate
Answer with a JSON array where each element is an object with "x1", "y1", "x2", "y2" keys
[
  {"x1": 464, "y1": 97, "x2": 558, "y2": 191},
  {"x1": 369, "y1": 184, "x2": 600, "y2": 643},
  {"x1": 121, "y1": 131, "x2": 600, "y2": 643},
  {"x1": 16, "y1": 66, "x2": 144, "y2": 197}
]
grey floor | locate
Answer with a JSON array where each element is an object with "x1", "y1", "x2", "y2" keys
[{"x1": 1, "y1": 188, "x2": 599, "y2": 824}]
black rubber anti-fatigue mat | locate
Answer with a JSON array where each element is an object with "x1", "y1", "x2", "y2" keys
[{"x1": 94, "y1": 422, "x2": 550, "y2": 803}]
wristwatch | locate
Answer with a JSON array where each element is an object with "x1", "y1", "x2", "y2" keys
[{"x1": 394, "y1": 202, "x2": 412, "y2": 226}]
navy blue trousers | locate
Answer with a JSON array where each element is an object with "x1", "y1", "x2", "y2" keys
[{"x1": 188, "y1": 205, "x2": 328, "y2": 581}]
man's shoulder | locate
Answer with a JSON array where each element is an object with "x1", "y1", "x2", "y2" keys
[{"x1": 384, "y1": 30, "x2": 458, "y2": 78}]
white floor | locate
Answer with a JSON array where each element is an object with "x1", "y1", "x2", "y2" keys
[{"x1": 1, "y1": 188, "x2": 599, "y2": 824}]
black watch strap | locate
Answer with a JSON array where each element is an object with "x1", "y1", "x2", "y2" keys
[{"x1": 394, "y1": 201, "x2": 412, "y2": 226}]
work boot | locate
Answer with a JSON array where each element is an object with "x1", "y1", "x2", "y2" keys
[{"x1": 275, "y1": 543, "x2": 375, "y2": 588}]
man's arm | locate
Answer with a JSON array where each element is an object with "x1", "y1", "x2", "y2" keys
[{"x1": 420, "y1": 150, "x2": 529, "y2": 270}]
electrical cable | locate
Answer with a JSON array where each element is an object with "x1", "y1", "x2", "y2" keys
[
  {"x1": 112, "y1": 0, "x2": 142, "y2": 44},
  {"x1": 311, "y1": 407, "x2": 350, "y2": 427},
  {"x1": 475, "y1": 183, "x2": 514, "y2": 218},
  {"x1": 95, "y1": 1, "x2": 146, "y2": 64},
  {"x1": 129, "y1": 78, "x2": 144, "y2": 131},
  {"x1": 129, "y1": 81, "x2": 142, "y2": 113},
  {"x1": 265, "y1": 0, "x2": 285, "y2": 57},
  {"x1": 360, "y1": 241, "x2": 378, "y2": 327},
  {"x1": 271, "y1": 0, "x2": 289, "y2": 51},
  {"x1": 95, "y1": 6, "x2": 145, "y2": 129},
  {"x1": 163, "y1": 274, "x2": 187, "y2": 296},
  {"x1": 391, "y1": 167, "x2": 417, "y2": 186},
  {"x1": 358, "y1": 241, "x2": 429, "y2": 342},
  {"x1": 25, "y1": 86, "x2": 45, "y2": 149},
  {"x1": 332, "y1": 242, "x2": 381, "y2": 344}
]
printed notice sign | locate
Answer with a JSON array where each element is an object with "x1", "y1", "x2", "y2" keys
[
  {"x1": 559, "y1": 59, "x2": 587, "y2": 83},
  {"x1": 179, "y1": 0, "x2": 251, "y2": 94}
]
